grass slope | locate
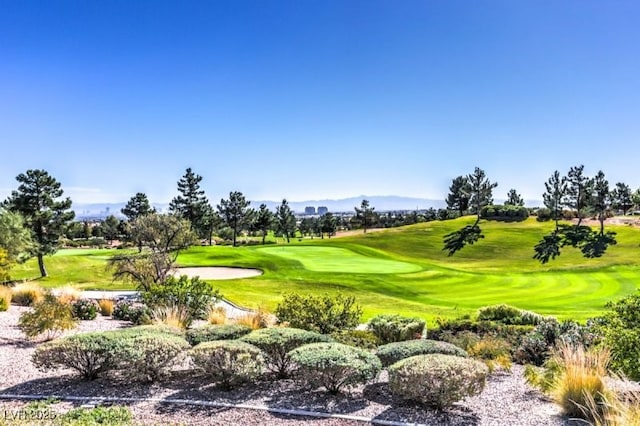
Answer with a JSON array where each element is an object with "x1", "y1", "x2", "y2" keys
[{"x1": 9, "y1": 217, "x2": 640, "y2": 323}]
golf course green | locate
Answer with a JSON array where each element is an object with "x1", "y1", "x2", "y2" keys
[{"x1": 9, "y1": 217, "x2": 640, "y2": 323}]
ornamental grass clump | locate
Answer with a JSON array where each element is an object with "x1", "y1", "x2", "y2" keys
[
  {"x1": 388, "y1": 354, "x2": 489, "y2": 409},
  {"x1": 190, "y1": 340, "x2": 264, "y2": 390},
  {"x1": 0, "y1": 286, "x2": 12, "y2": 311},
  {"x1": 186, "y1": 324, "x2": 252, "y2": 346},
  {"x1": 11, "y1": 282, "x2": 45, "y2": 306},
  {"x1": 98, "y1": 299, "x2": 114, "y2": 316},
  {"x1": 289, "y1": 342, "x2": 381, "y2": 394},
  {"x1": 376, "y1": 339, "x2": 468, "y2": 367},
  {"x1": 240, "y1": 327, "x2": 333, "y2": 378},
  {"x1": 55, "y1": 285, "x2": 83, "y2": 305}
]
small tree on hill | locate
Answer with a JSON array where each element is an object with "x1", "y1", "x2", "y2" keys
[
  {"x1": 611, "y1": 182, "x2": 633, "y2": 215},
  {"x1": 275, "y1": 199, "x2": 296, "y2": 243},
  {"x1": 354, "y1": 199, "x2": 375, "y2": 233},
  {"x1": 218, "y1": 191, "x2": 251, "y2": 246},
  {"x1": 121, "y1": 192, "x2": 154, "y2": 222},
  {"x1": 445, "y1": 176, "x2": 471, "y2": 216},
  {"x1": 505, "y1": 189, "x2": 524, "y2": 206}
]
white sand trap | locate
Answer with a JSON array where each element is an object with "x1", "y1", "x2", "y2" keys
[{"x1": 174, "y1": 267, "x2": 262, "y2": 280}]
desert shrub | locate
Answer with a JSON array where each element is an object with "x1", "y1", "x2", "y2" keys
[
  {"x1": 438, "y1": 330, "x2": 481, "y2": 351},
  {"x1": 274, "y1": 293, "x2": 362, "y2": 334},
  {"x1": 0, "y1": 285, "x2": 12, "y2": 311},
  {"x1": 289, "y1": 342, "x2": 381, "y2": 394},
  {"x1": 186, "y1": 324, "x2": 252, "y2": 346},
  {"x1": 56, "y1": 286, "x2": 83, "y2": 304},
  {"x1": 376, "y1": 339, "x2": 468, "y2": 367},
  {"x1": 190, "y1": 340, "x2": 264, "y2": 390},
  {"x1": 98, "y1": 299, "x2": 114, "y2": 316},
  {"x1": 515, "y1": 318, "x2": 596, "y2": 366},
  {"x1": 112, "y1": 300, "x2": 151, "y2": 325},
  {"x1": 207, "y1": 306, "x2": 227, "y2": 324},
  {"x1": 477, "y1": 304, "x2": 544, "y2": 326},
  {"x1": 32, "y1": 332, "x2": 125, "y2": 379},
  {"x1": 388, "y1": 354, "x2": 489, "y2": 409},
  {"x1": 11, "y1": 283, "x2": 44, "y2": 306},
  {"x1": 331, "y1": 329, "x2": 378, "y2": 350},
  {"x1": 18, "y1": 293, "x2": 77, "y2": 340},
  {"x1": 367, "y1": 314, "x2": 426, "y2": 345},
  {"x1": 61, "y1": 406, "x2": 132, "y2": 424},
  {"x1": 113, "y1": 330, "x2": 189, "y2": 382},
  {"x1": 71, "y1": 298, "x2": 100, "y2": 320},
  {"x1": 480, "y1": 204, "x2": 528, "y2": 221},
  {"x1": 535, "y1": 208, "x2": 553, "y2": 222},
  {"x1": 142, "y1": 275, "x2": 219, "y2": 327},
  {"x1": 129, "y1": 324, "x2": 186, "y2": 337},
  {"x1": 592, "y1": 292, "x2": 640, "y2": 380},
  {"x1": 467, "y1": 336, "x2": 511, "y2": 360},
  {"x1": 240, "y1": 327, "x2": 333, "y2": 378},
  {"x1": 150, "y1": 303, "x2": 191, "y2": 329}
]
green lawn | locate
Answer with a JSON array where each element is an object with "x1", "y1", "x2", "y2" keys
[{"x1": 9, "y1": 217, "x2": 640, "y2": 324}]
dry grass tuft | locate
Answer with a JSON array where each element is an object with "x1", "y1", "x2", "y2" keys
[
  {"x1": 11, "y1": 283, "x2": 45, "y2": 306},
  {"x1": 207, "y1": 306, "x2": 227, "y2": 325},
  {"x1": 234, "y1": 306, "x2": 274, "y2": 330},
  {"x1": 98, "y1": 299, "x2": 115, "y2": 316},
  {"x1": 150, "y1": 304, "x2": 191, "y2": 329},
  {"x1": 0, "y1": 286, "x2": 12, "y2": 311},
  {"x1": 56, "y1": 285, "x2": 83, "y2": 304}
]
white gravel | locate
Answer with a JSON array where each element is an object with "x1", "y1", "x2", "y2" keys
[{"x1": 0, "y1": 306, "x2": 571, "y2": 425}]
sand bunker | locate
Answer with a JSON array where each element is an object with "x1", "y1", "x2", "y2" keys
[{"x1": 174, "y1": 267, "x2": 262, "y2": 280}]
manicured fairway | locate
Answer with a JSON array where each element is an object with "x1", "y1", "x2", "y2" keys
[
  {"x1": 9, "y1": 217, "x2": 640, "y2": 323},
  {"x1": 258, "y1": 246, "x2": 421, "y2": 273}
]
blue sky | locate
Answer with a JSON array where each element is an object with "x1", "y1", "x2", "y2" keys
[{"x1": 1, "y1": 1, "x2": 639, "y2": 205}]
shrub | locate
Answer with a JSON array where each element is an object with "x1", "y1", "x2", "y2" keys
[
  {"x1": 388, "y1": 354, "x2": 489, "y2": 409},
  {"x1": 331, "y1": 329, "x2": 378, "y2": 350},
  {"x1": 0, "y1": 285, "x2": 12, "y2": 311},
  {"x1": 438, "y1": 330, "x2": 481, "y2": 351},
  {"x1": 535, "y1": 208, "x2": 553, "y2": 222},
  {"x1": 61, "y1": 406, "x2": 132, "y2": 424},
  {"x1": 289, "y1": 342, "x2": 381, "y2": 394},
  {"x1": 32, "y1": 332, "x2": 125, "y2": 379},
  {"x1": 467, "y1": 336, "x2": 511, "y2": 360},
  {"x1": 190, "y1": 340, "x2": 264, "y2": 390},
  {"x1": 56, "y1": 286, "x2": 83, "y2": 304},
  {"x1": 367, "y1": 314, "x2": 426, "y2": 345},
  {"x1": 480, "y1": 204, "x2": 528, "y2": 221},
  {"x1": 98, "y1": 299, "x2": 114, "y2": 316},
  {"x1": 71, "y1": 299, "x2": 100, "y2": 320},
  {"x1": 112, "y1": 300, "x2": 151, "y2": 325},
  {"x1": 11, "y1": 283, "x2": 44, "y2": 306},
  {"x1": 274, "y1": 293, "x2": 362, "y2": 334},
  {"x1": 376, "y1": 339, "x2": 468, "y2": 367},
  {"x1": 240, "y1": 327, "x2": 333, "y2": 378},
  {"x1": 18, "y1": 293, "x2": 77, "y2": 340},
  {"x1": 113, "y1": 330, "x2": 189, "y2": 382},
  {"x1": 477, "y1": 304, "x2": 544, "y2": 326},
  {"x1": 142, "y1": 275, "x2": 219, "y2": 326},
  {"x1": 207, "y1": 306, "x2": 227, "y2": 325},
  {"x1": 129, "y1": 324, "x2": 186, "y2": 337},
  {"x1": 186, "y1": 324, "x2": 252, "y2": 346},
  {"x1": 593, "y1": 292, "x2": 640, "y2": 380}
]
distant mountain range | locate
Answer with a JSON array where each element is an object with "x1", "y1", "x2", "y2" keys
[{"x1": 73, "y1": 195, "x2": 542, "y2": 219}]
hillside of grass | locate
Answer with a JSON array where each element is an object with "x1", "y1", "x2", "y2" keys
[{"x1": 9, "y1": 217, "x2": 640, "y2": 323}]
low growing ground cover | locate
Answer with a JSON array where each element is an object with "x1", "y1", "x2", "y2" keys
[{"x1": 9, "y1": 217, "x2": 640, "y2": 322}]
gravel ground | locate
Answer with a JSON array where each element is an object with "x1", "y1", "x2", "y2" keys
[{"x1": 0, "y1": 307, "x2": 572, "y2": 426}]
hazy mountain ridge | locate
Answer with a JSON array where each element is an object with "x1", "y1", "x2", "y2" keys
[{"x1": 73, "y1": 196, "x2": 543, "y2": 219}]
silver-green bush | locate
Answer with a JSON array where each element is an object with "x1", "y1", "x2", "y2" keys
[
  {"x1": 190, "y1": 340, "x2": 264, "y2": 390},
  {"x1": 388, "y1": 354, "x2": 489, "y2": 409},
  {"x1": 240, "y1": 327, "x2": 332, "y2": 378},
  {"x1": 366, "y1": 314, "x2": 425, "y2": 344},
  {"x1": 376, "y1": 339, "x2": 468, "y2": 367},
  {"x1": 289, "y1": 342, "x2": 381, "y2": 393},
  {"x1": 186, "y1": 324, "x2": 252, "y2": 346}
]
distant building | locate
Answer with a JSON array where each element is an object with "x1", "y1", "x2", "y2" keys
[
  {"x1": 317, "y1": 206, "x2": 329, "y2": 215},
  {"x1": 304, "y1": 206, "x2": 316, "y2": 215}
]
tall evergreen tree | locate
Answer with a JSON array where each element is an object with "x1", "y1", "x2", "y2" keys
[
  {"x1": 217, "y1": 191, "x2": 251, "y2": 247},
  {"x1": 121, "y1": 192, "x2": 154, "y2": 221},
  {"x1": 445, "y1": 176, "x2": 471, "y2": 216},
  {"x1": 611, "y1": 182, "x2": 633, "y2": 215},
  {"x1": 4, "y1": 169, "x2": 75, "y2": 277},
  {"x1": 565, "y1": 165, "x2": 593, "y2": 225},
  {"x1": 253, "y1": 203, "x2": 274, "y2": 244},
  {"x1": 504, "y1": 189, "x2": 524, "y2": 206},
  {"x1": 169, "y1": 168, "x2": 209, "y2": 237},
  {"x1": 543, "y1": 170, "x2": 567, "y2": 230},
  {"x1": 275, "y1": 199, "x2": 296, "y2": 243},
  {"x1": 354, "y1": 199, "x2": 375, "y2": 233}
]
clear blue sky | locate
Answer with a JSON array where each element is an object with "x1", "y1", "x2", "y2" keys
[{"x1": 1, "y1": 1, "x2": 639, "y2": 205}]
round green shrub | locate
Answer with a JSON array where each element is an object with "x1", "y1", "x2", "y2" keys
[
  {"x1": 186, "y1": 324, "x2": 252, "y2": 346},
  {"x1": 240, "y1": 327, "x2": 333, "y2": 378},
  {"x1": 115, "y1": 331, "x2": 189, "y2": 382},
  {"x1": 128, "y1": 324, "x2": 186, "y2": 337},
  {"x1": 32, "y1": 332, "x2": 125, "y2": 380},
  {"x1": 289, "y1": 342, "x2": 381, "y2": 393},
  {"x1": 331, "y1": 329, "x2": 378, "y2": 350},
  {"x1": 477, "y1": 304, "x2": 544, "y2": 326},
  {"x1": 388, "y1": 354, "x2": 489, "y2": 409},
  {"x1": 190, "y1": 340, "x2": 264, "y2": 390},
  {"x1": 367, "y1": 314, "x2": 426, "y2": 345},
  {"x1": 112, "y1": 300, "x2": 151, "y2": 325},
  {"x1": 71, "y1": 299, "x2": 100, "y2": 320},
  {"x1": 376, "y1": 339, "x2": 468, "y2": 367}
]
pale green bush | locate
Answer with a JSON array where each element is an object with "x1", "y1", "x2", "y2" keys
[{"x1": 190, "y1": 340, "x2": 264, "y2": 389}]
